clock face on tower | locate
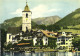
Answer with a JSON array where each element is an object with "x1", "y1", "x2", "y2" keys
[{"x1": 26, "y1": 18, "x2": 28, "y2": 21}]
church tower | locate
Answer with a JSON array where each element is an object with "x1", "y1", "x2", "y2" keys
[{"x1": 22, "y1": 1, "x2": 32, "y2": 32}]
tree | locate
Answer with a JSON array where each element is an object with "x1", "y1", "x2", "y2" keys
[
  {"x1": 1, "y1": 28, "x2": 7, "y2": 52},
  {"x1": 47, "y1": 25, "x2": 61, "y2": 32},
  {"x1": 63, "y1": 26, "x2": 68, "y2": 29},
  {"x1": 38, "y1": 24, "x2": 46, "y2": 30},
  {"x1": 15, "y1": 35, "x2": 20, "y2": 40},
  {"x1": 48, "y1": 38, "x2": 57, "y2": 49},
  {"x1": 72, "y1": 36, "x2": 80, "y2": 51},
  {"x1": 6, "y1": 43, "x2": 13, "y2": 50}
]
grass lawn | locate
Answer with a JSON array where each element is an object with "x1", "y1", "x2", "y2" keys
[
  {"x1": 59, "y1": 29, "x2": 80, "y2": 34},
  {"x1": 68, "y1": 25, "x2": 80, "y2": 29}
]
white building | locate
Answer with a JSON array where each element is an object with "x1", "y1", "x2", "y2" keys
[
  {"x1": 33, "y1": 36, "x2": 48, "y2": 46},
  {"x1": 33, "y1": 30, "x2": 48, "y2": 46},
  {"x1": 33, "y1": 30, "x2": 57, "y2": 46}
]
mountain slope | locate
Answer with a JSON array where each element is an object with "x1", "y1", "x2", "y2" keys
[
  {"x1": 55, "y1": 8, "x2": 80, "y2": 27},
  {"x1": 0, "y1": 17, "x2": 22, "y2": 30},
  {"x1": 32, "y1": 16, "x2": 61, "y2": 25},
  {"x1": 0, "y1": 16, "x2": 61, "y2": 30}
]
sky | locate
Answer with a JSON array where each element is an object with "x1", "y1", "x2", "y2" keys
[{"x1": 0, "y1": 0, "x2": 80, "y2": 23}]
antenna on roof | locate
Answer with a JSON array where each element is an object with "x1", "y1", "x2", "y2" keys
[{"x1": 26, "y1": 0, "x2": 27, "y2": 5}]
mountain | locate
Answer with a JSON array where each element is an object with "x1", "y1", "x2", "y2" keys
[
  {"x1": 32, "y1": 16, "x2": 61, "y2": 25},
  {"x1": 0, "y1": 17, "x2": 22, "y2": 30},
  {"x1": 54, "y1": 8, "x2": 80, "y2": 34},
  {"x1": 0, "y1": 17, "x2": 38, "y2": 30},
  {"x1": 55, "y1": 8, "x2": 80, "y2": 27},
  {"x1": 0, "y1": 16, "x2": 61, "y2": 30}
]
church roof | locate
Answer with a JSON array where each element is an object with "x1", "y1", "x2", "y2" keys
[
  {"x1": 23, "y1": 4, "x2": 31, "y2": 12},
  {"x1": 7, "y1": 27, "x2": 21, "y2": 34}
]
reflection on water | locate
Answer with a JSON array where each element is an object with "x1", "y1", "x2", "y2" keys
[{"x1": 2, "y1": 52, "x2": 80, "y2": 56}]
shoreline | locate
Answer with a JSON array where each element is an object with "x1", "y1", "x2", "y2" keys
[{"x1": 3, "y1": 50, "x2": 80, "y2": 53}]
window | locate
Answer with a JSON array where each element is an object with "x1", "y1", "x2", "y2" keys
[
  {"x1": 46, "y1": 39, "x2": 47, "y2": 41},
  {"x1": 63, "y1": 46, "x2": 65, "y2": 49},
  {"x1": 12, "y1": 38, "x2": 15, "y2": 40},
  {"x1": 58, "y1": 40, "x2": 60, "y2": 41},
  {"x1": 9, "y1": 35, "x2": 11, "y2": 39},
  {"x1": 57, "y1": 43, "x2": 60, "y2": 45},
  {"x1": 36, "y1": 39, "x2": 37, "y2": 41},
  {"x1": 46, "y1": 43, "x2": 47, "y2": 45},
  {"x1": 72, "y1": 37, "x2": 74, "y2": 38},
  {"x1": 66, "y1": 39, "x2": 68, "y2": 41},
  {"x1": 35, "y1": 43, "x2": 37, "y2": 45},
  {"x1": 26, "y1": 14, "x2": 28, "y2": 18},
  {"x1": 61, "y1": 40, "x2": 65, "y2": 45},
  {"x1": 28, "y1": 37, "x2": 30, "y2": 39},
  {"x1": 66, "y1": 43, "x2": 68, "y2": 44},
  {"x1": 40, "y1": 39, "x2": 41, "y2": 41},
  {"x1": 40, "y1": 33, "x2": 42, "y2": 36},
  {"x1": 26, "y1": 27, "x2": 28, "y2": 31}
]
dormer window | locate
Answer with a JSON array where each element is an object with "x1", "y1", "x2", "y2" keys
[{"x1": 26, "y1": 14, "x2": 28, "y2": 18}]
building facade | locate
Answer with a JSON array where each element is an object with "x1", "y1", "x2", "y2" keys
[
  {"x1": 33, "y1": 30, "x2": 48, "y2": 46},
  {"x1": 56, "y1": 32, "x2": 74, "y2": 51}
]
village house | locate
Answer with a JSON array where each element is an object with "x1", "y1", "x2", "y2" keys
[
  {"x1": 56, "y1": 32, "x2": 74, "y2": 51},
  {"x1": 33, "y1": 30, "x2": 48, "y2": 46},
  {"x1": 33, "y1": 30, "x2": 57, "y2": 46}
]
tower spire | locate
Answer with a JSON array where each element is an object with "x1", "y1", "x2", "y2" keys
[{"x1": 23, "y1": 0, "x2": 30, "y2": 12}]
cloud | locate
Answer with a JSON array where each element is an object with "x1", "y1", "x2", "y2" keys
[
  {"x1": 31, "y1": 4, "x2": 48, "y2": 18},
  {"x1": 11, "y1": 8, "x2": 22, "y2": 16},
  {"x1": 10, "y1": 5, "x2": 61, "y2": 18},
  {"x1": 48, "y1": 9, "x2": 61, "y2": 12},
  {"x1": 31, "y1": 4, "x2": 61, "y2": 18}
]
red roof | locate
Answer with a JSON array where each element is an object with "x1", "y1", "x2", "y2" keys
[
  {"x1": 17, "y1": 43, "x2": 30, "y2": 45},
  {"x1": 41, "y1": 30, "x2": 57, "y2": 38}
]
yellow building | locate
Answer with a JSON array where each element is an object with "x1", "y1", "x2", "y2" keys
[{"x1": 56, "y1": 32, "x2": 74, "y2": 51}]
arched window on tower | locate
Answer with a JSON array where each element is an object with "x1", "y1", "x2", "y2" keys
[{"x1": 26, "y1": 14, "x2": 28, "y2": 18}]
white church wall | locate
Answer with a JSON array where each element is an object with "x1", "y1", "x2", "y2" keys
[
  {"x1": 6, "y1": 33, "x2": 13, "y2": 44},
  {"x1": 6, "y1": 33, "x2": 17, "y2": 44},
  {"x1": 22, "y1": 12, "x2": 31, "y2": 23},
  {"x1": 22, "y1": 12, "x2": 32, "y2": 32},
  {"x1": 6, "y1": 33, "x2": 11, "y2": 43}
]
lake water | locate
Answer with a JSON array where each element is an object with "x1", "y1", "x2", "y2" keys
[{"x1": 2, "y1": 52, "x2": 80, "y2": 56}]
